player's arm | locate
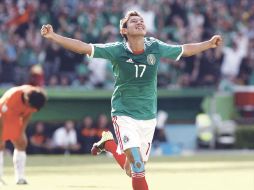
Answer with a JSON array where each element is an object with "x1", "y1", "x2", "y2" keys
[
  {"x1": 182, "y1": 35, "x2": 222, "y2": 57},
  {"x1": 41, "y1": 24, "x2": 92, "y2": 56}
]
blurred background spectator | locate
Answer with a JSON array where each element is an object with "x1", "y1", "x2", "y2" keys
[
  {"x1": 78, "y1": 116, "x2": 97, "y2": 154},
  {"x1": 27, "y1": 122, "x2": 52, "y2": 154},
  {"x1": 51, "y1": 120, "x2": 81, "y2": 154},
  {"x1": 29, "y1": 64, "x2": 45, "y2": 86},
  {"x1": 94, "y1": 113, "x2": 112, "y2": 139}
]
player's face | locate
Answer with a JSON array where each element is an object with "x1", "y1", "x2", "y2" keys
[{"x1": 125, "y1": 16, "x2": 146, "y2": 38}]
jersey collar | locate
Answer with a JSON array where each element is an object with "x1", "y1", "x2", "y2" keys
[{"x1": 124, "y1": 39, "x2": 147, "y2": 53}]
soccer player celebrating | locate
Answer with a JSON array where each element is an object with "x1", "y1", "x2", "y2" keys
[
  {"x1": 0, "y1": 85, "x2": 47, "y2": 185},
  {"x1": 41, "y1": 11, "x2": 222, "y2": 190}
]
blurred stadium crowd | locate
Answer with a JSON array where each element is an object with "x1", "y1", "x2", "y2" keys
[{"x1": 0, "y1": 0, "x2": 254, "y2": 89}]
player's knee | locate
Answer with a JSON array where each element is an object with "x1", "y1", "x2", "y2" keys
[
  {"x1": 129, "y1": 147, "x2": 145, "y2": 174},
  {"x1": 131, "y1": 160, "x2": 145, "y2": 173},
  {"x1": 14, "y1": 144, "x2": 27, "y2": 151},
  {"x1": 12, "y1": 138, "x2": 28, "y2": 150}
]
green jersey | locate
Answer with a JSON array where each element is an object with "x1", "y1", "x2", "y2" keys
[{"x1": 90, "y1": 37, "x2": 183, "y2": 120}]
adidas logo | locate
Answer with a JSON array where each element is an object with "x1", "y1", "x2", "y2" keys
[{"x1": 126, "y1": 58, "x2": 134, "y2": 63}]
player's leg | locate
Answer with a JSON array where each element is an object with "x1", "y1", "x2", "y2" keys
[
  {"x1": 111, "y1": 116, "x2": 144, "y2": 178},
  {"x1": 11, "y1": 132, "x2": 28, "y2": 184},
  {"x1": 91, "y1": 116, "x2": 128, "y2": 170},
  {"x1": 124, "y1": 158, "x2": 131, "y2": 177},
  {"x1": 0, "y1": 142, "x2": 6, "y2": 185},
  {"x1": 91, "y1": 115, "x2": 146, "y2": 180},
  {"x1": 91, "y1": 131, "x2": 126, "y2": 170},
  {"x1": 125, "y1": 147, "x2": 148, "y2": 190},
  {"x1": 0, "y1": 135, "x2": 5, "y2": 185},
  {"x1": 127, "y1": 118, "x2": 156, "y2": 190},
  {"x1": 139, "y1": 118, "x2": 156, "y2": 163}
]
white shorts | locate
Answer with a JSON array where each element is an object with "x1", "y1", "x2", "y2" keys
[{"x1": 112, "y1": 115, "x2": 156, "y2": 162}]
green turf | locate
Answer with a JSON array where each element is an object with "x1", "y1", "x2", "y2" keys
[{"x1": 1, "y1": 154, "x2": 254, "y2": 190}]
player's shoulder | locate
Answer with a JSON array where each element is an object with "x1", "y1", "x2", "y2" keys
[
  {"x1": 144, "y1": 37, "x2": 159, "y2": 46},
  {"x1": 145, "y1": 37, "x2": 164, "y2": 50},
  {"x1": 4, "y1": 86, "x2": 23, "y2": 96},
  {"x1": 1, "y1": 86, "x2": 24, "y2": 105}
]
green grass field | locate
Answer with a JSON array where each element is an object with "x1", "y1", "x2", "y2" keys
[{"x1": 1, "y1": 153, "x2": 254, "y2": 190}]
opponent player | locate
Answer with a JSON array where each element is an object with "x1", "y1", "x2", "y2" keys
[
  {"x1": 0, "y1": 85, "x2": 47, "y2": 185},
  {"x1": 41, "y1": 11, "x2": 222, "y2": 190}
]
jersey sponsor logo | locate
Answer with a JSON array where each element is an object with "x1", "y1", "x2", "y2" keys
[
  {"x1": 147, "y1": 54, "x2": 156, "y2": 65},
  {"x1": 123, "y1": 135, "x2": 129, "y2": 143},
  {"x1": 126, "y1": 58, "x2": 134, "y2": 63}
]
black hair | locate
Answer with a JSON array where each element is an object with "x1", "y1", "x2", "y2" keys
[{"x1": 28, "y1": 91, "x2": 47, "y2": 110}]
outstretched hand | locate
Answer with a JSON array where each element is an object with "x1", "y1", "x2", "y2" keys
[
  {"x1": 209, "y1": 35, "x2": 223, "y2": 48},
  {"x1": 41, "y1": 24, "x2": 54, "y2": 39}
]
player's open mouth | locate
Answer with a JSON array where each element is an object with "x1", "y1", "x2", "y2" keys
[{"x1": 136, "y1": 26, "x2": 144, "y2": 30}]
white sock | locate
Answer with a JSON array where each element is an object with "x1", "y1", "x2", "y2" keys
[
  {"x1": 0, "y1": 151, "x2": 3, "y2": 178},
  {"x1": 13, "y1": 149, "x2": 26, "y2": 181}
]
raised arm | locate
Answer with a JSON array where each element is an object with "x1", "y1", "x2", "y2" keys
[
  {"x1": 182, "y1": 35, "x2": 222, "y2": 57},
  {"x1": 41, "y1": 24, "x2": 92, "y2": 55}
]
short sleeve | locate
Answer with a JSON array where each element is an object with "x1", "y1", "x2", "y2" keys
[
  {"x1": 156, "y1": 39, "x2": 183, "y2": 61},
  {"x1": 88, "y1": 42, "x2": 120, "y2": 61}
]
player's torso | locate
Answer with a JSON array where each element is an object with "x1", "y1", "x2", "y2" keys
[
  {"x1": 111, "y1": 40, "x2": 160, "y2": 119},
  {"x1": 113, "y1": 40, "x2": 160, "y2": 89}
]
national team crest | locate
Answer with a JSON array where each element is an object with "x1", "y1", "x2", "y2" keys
[
  {"x1": 147, "y1": 54, "x2": 156, "y2": 65},
  {"x1": 123, "y1": 135, "x2": 129, "y2": 144}
]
